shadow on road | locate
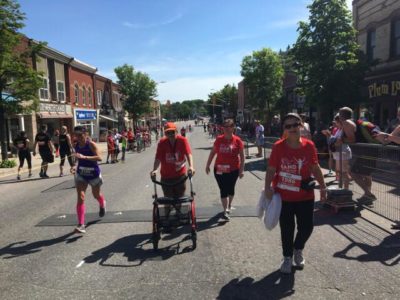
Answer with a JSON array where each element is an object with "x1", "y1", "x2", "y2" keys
[
  {"x1": 0, "y1": 177, "x2": 49, "y2": 185},
  {"x1": 195, "y1": 146, "x2": 213, "y2": 151},
  {"x1": 217, "y1": 270, "x2": 295, "y2": 300},
  {"x1": 0, "y1": 232, "x2": 82, "y2": 259},
  {"x1": 244, "y1": 160, "x2": 266, "y2": 173}
]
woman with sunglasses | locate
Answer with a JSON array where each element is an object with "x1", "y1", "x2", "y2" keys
[
  {"x1": 206, "y1": 119, "x2": 245, "y2": 221},
  {"x1": 72, "y1": 126, "x2": 106, "y2": 234},
  {"x1": 264, "y1": 113, "x2": 327, "y2": 274}
]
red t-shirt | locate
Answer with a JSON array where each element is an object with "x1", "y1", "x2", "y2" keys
[
  {"x1": 213, "y1": 134, "x2": 244, "y2": 173},
  {"x1": 156, "y1": 135, "x2": 192, "y2": 179},
  {"x1": 269, "y1": 138, "x2": 318, "y2": 202},
  {"x1": 107, "y1": 136, "x2": 114, "y2": 149}
]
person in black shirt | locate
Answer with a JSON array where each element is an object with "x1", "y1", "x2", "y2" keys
[
  {"x1": 59, "y1": 126, "x2": 74, "y2": 177},
  {"x1": 13, "y1": 131, "x2": 32, "y2": 180},
  {"x1": 33, "y1": 124, "x2": 54, "y2": 178}
]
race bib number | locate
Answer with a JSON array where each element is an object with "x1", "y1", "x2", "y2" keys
[
  {"x1": 17, "y1": 143, "x2": 25, "y2": 148},
  {"x1": 166, "y1": 153, "x2": 177, "y2": 164},
  {"x1": 38, "y1": 141, "x2": 45, "y2": 146},
  {"x1": 216, "y1": 164, "x2": 230, "y2": 174},
  {"x1": 78, "y1": 166, "x2": 95, "y2": 176},
  {"x1": 277, "y1": 171, "x2": 301, "y2": 192}
]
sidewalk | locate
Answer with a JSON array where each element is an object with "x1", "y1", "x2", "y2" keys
[{"x1": 0, "y1": 142, "x2": 108, "y2": 179}]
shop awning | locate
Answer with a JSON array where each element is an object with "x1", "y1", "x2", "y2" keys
[
  {"x1": 99, "y1": 115, "x2": 118, "y2": 123},
  {"x1": 38, "y1": 112, "x2": 73, "y2": 119}
]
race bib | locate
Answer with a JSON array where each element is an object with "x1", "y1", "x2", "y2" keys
[
  {"x1": 216, "y1": 164, "x2": 230, "y2": 174},
  {"x1": 38, "y1": 141, "x2": 45, "y2": 146},
  {"x1": 277, "y1": 171, "x2": 301, "y2": 192},
  {"x1": 17, "y1": 143, "x2": 25, "y2": 148},
  {"x1": 78, "y1": 166, "x2": 95, "y2": 176}
]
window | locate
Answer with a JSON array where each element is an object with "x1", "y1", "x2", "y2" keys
[
  {"x1": 74, "y1": 83, "x2": 79, "y2": 104},
  {"x1": 97, "y1": 90, "x2": 103, "y2": 106},
  {"x1": 57, "y1": 81, "x2": 65, "y2": 102},
  {"x1": 87, "y1": 87, "x2": 92, "y2": 106},
  {"x1": 367, "y1": 29, "x2": 376, "y2": 61},
  {"x1": 39, "y1": 77, "x2": 49, "y2": 100},
  {"x1": 82, "y1": 85, "x2": 86, "y2": 105},
  {"x1": 391, "y1": 19, "x2": 400, "y2": 58}
]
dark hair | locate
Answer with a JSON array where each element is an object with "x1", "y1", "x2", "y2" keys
[
  {"x1": 41, "y1": 124, "x2": 47, "y2": 131},
  {"x1": 19, "y1": 131, "x2": 26, "y2": 137},
  {"x1": 281, "y1": 113, "x2": 302, "y2": 126},
  {"x1": 73, "y1": 126, "x2": 86, "y2": 133}
]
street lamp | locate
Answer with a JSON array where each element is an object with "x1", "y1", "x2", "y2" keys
[{"x1": 156, "y1": 81, "x2": 166, "y2": 136}]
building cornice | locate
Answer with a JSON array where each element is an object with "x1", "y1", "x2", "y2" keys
[
  {"x1": 31, "y1": 40, "x2": 73, "y2": 63},
  {"x1": 70, "y1": 58, "x2": 97, "y2": 74}
]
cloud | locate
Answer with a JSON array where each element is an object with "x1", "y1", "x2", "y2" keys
[
  {"x1": 157, "y1": 76, "x2": 243, "y2": 102},
  {"x1": 122, "y1": 13, "x2": 183, "y2": 29}
]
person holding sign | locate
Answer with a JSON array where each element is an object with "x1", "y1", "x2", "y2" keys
[
  {"x1": 264, "y1": 113, "x2": 326, "y2": 274},
  {"x1": 206, "y1": 119, "x2": 245, "y2": 221}
]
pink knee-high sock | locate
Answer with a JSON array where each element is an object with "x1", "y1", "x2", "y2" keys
[
  {"x1": 76, "y1": 202, "x2": 85, "y2": 225},
  {"x1": 96, "y1": 194, "x2": 105, "y2": 208}
]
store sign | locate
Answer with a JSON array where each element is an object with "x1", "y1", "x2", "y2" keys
[
  {"x1": 368, "y1": 81, "x2": 400, "y2": 99},
  {"x1": 76, "y1": 110, "x2": 97, "y2": 120},
  {"x1": 39, "y1": 103, "x2": 66, "y2": 113}
]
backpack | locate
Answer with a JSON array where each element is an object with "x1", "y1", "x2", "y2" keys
[{"x1": 355, "y1": 120, "x2": 380, "y2": 144}]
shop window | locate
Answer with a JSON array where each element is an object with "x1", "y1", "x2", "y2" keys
[
  {"x1": 39, "y1": 77, "x2": 49, "y2": 100},
  {"x1": 82, "y1": 86, "x2": 87, "y2": 106},
  {"x1": 57, "y1": 81, "x2": 65, "y2": 102},
  {"x1": 88, "y1": 87, "x2": 92, "y2": 106},
  {"x1": 97, "y1": 90, "x2": 103, "y2": 106},
  {"x1": 367, "y1": 29, "x2": 376, "y2": 62},
  {"x1": 74, "y1": 83, "x2": 79, "y2": 104},
  {"x1": 391, "y1": 18, "x2": 400, "y2": 58}
]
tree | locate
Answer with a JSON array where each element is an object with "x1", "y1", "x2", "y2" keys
[
  {"x1": 241, "y1": 48, "x2": 284, "y2": 126},
  {"x1": 207, "y1": 84, "x2": 238, "y2": 121},
  {"x1": 290, "y1": 0, "x2": 369, "y2": 121},
  {"x1": 0, "y1": 0, "x2": 44, "y2": 160},
  {"x1": 114, "y1": 64, "x2": 157, "y2": 123}
]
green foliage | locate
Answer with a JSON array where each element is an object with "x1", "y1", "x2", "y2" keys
[
  {"x1": 0, "y1": 159, "x2": 16, "y2": 168},
  {"x1": 0, "y1": 0, "x2": 45, "y2": 160},
  {"x1": 290, "y1": 0, "x2": 369, "y2": 117},
  {"x1": 161, "y1": 99, "x2": 207, "y2": 120},
  {"x1": 207, "y1": 84, "x2": 238, "y2": 118},
  {"x1": 240, "y1": 48, "x2": 284, "y2": 119},
  {"x1": 114, "y1": 64, "x2": 157, "y2": 119}
]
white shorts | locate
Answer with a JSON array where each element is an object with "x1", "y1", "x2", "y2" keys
[{"x1": 74, "y1": 173, "x2": 103, "y2": 187}]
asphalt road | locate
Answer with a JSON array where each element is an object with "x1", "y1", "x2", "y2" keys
[{"x1": 0, "y1": 123, "x2": 399, "y2": 300}]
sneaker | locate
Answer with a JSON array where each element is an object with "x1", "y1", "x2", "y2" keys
[
  {"x1": 17, "y1": 175, "x2": 21, "y2": 180},
  {"x1": 280, "y1": 257, "x2": 293, "y2": 274},
  {"x1": 28, "y1": 173, "x2": 32, "y2": 178},
  {"x1": 42, "y1": 174, "x2": 49, "y2": 179},
  {"x1": 39, "y1": 171, "x2": 44, "y2": 178},
  {"x1": 59, "y1": 172, "x2": 64, "y2": 177},
  {"x1": 74, "y1": 225, "x2": 86, "y2": 234},
  {"x1": 222, "y1": 211, "x2": 230, "y2": 221},
  {"x1": 99, "y1": 206, "x2": 106, "y2": 218},
  {"x1": 294, "y1": 249, "x2": 305, "y2": 268}
]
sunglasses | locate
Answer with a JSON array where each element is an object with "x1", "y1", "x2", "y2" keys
[
  {"x1": 223, "y1": 125, "x2": 234, "y2": 128},
  {"x1": 166, "y1": 131, "x2": 176, "y2": 135},
  {"x1": 284, "y1": 123, "x2": 301, "y2": 130}
]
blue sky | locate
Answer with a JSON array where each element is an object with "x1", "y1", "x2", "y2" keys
[{"x1": 19, "y1": 0, "x2": 352, "y2": 103}]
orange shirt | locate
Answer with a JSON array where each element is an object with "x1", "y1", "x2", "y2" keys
[
  {"x1": 156, "y1": 135, "x2": 192, "y2": 179},
  {"x1": 213, "y1": 134, "x2": 244, "y2": 173},
  {"x1": 269, "y1": 138, "x2": 318, "y2": 202}
]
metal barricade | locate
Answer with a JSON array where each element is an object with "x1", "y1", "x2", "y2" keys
[
  {"x1": 347, "y1": 143, "x2": 400, "y2": 222},
  {"x1": 263, "y1": 137, "x2": 279, "y2": 168}
]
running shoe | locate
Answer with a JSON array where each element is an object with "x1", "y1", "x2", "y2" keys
[
  {"x1": 42, "y1": 174, "x2": 49, "y2": 179},
  {"x1": 17, "y1": 175, "x2": 21, "y2": 180},
  {"x1": 59, "y1": 172, "x2": 64, "y2": 177},
  {"x1": 39, "y1": 171, "x2": 44, "y2": 178},
  {"x1": 74, "y1": 225, "x2": 86, "y2": 234},
  {"x1": 99, "y1": 205, "x2": 106, "y2": 218},
  {"x1": 28, "y1": 173, "x2": 32, "y2": 178},
  {"x1": 280, "y1": 257, "x2": 293, "y2": 274},
  {"x1": 293, "y1": 249, "x2": 305, "y2": 268},
  {"x1": 222, "y1": 211, "x2": 230, "y2": 221}
]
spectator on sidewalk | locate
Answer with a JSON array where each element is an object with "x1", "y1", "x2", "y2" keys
[
  {"x1": 205, "y1": 118, "x2": 245, "y2": 221},
  {"x1": 58, "y1": 126, "x2": 74, "y2": 177},
  {"x1": 33, "y1": 124, "x2": 55, "y2": 178},
  {"x1": 385, "y1": 107, "x2": 400, "y2": 133},
  {"x1": 300, "y1": 114, "x2": 312, "y2": 139},
  {"x1": 106, "y1": 130, "x2": 115, "y2": 163},
  {"x1": 264, "y1": 112, "x2": 327, "y2": 274},
  {"x1": 113, "y1": 128, "x2": 122, "y2": 162},
  {"x1": 255, "y1": 120, "x2": 264, "y2": 157},
  {"x1": 13, "y1": 131, "x2": 32, "y2": 180}
]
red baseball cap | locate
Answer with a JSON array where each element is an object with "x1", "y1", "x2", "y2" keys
[{"x1": 164, "y1": 122, "x2": 177, "y2": 132}]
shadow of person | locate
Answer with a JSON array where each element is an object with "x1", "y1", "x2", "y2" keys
[
  {"x1": 196, "y1": 213, "x2": 227, "y2": 232},
  {"x1": 0, "y1": 232, "x2": 82, "y2": 259},
  {"x1": 217, "y1": 270, "x2": 295, "y2": 300},
  {"x1": 313, "y1": 203, "x2": 360, "y2": 227},
  {"x1": 83, "y1": 233, "x2": 189, "y2": 267},
  {"x1": 333, "y1": 231, "x2": 400, "y2": 266}
]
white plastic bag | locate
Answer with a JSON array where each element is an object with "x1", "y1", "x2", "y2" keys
[
  {"x1": 256, "y1": 189, "x2": 270, "y2": 219},
  {"x1": 263, "y1": 193, "x2": 282, "y2": 230}
]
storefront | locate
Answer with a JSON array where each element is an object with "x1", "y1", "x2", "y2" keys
[
  {"x1": 99, "y1": 114, "x2": 118, "y2": 142},
  {"x1": 74, "y1": 108, "x2": 99, "y2": 141},
  {"x1": 36, "y1": 103, "x2": 73, "y2": 136}
]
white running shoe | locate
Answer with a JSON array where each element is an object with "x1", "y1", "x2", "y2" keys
[
  {"x1": 280, "y1": 257, "x2": 293, "y2": 274},
  {"x1": 294, "y1": 249, "x2": 305, "y2": 268},
  {"x1": 74, "y1": 225, "x2": 86, "y2": 234}
]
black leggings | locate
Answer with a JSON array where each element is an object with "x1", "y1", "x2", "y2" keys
[
  {"x1": 279, "y1": 199, "x2": 314, "y2": 257},
  {"x1": 18, "y1": 150, "x2": 32, "y2": 169},
  {"x1": 214, "y1": 169, "x2": 239, "y2": 198},
  {"x1": 60, "y1": 151, "x2": 74, "y2": 167}
]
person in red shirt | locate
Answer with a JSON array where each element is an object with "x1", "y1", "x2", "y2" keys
[
  {"x1": 264, "y1": 113, "x2": 327, "y2": 274},
  {"x1": 106, "y1": 130, "x2": 115, "y2": 164},
  {"x1": 206, "y1": 119, "x2": 245, "y2": 221},
  {"x1": 151, "y1": 122, "x2": 195, "y2": 197}
]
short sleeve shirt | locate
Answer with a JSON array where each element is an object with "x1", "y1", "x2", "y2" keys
[
  {"x1": 256, "y1": 125, "x2": 264, "y2": 137},
  {"x1": 156, "y1": 135, "x2": 192, "y2": 179},
  {"x1": 35, "y1": 132, "x2": 51, "y2": 152},
  {"x1": 213, "y1": 135, "x2": 244, "y2": 173},
  {"x1": 269, "y1": 138, "x2": 318, "y2": 202}
]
